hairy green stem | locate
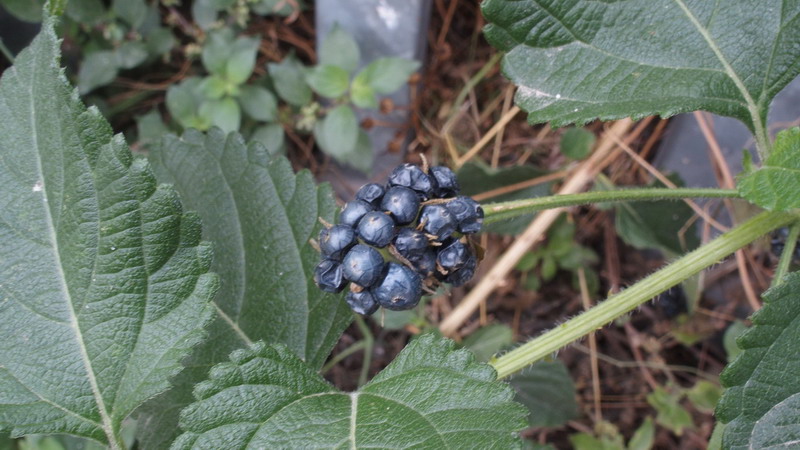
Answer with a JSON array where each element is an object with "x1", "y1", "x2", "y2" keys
[
  {"x1": 772, "y1": 221, "x2": 800, "y2": 287},
  {"x1": 354, "y1": 315, "x2": 373, "y2": 387},
  {"x1": 321, "y1": 340, "x2": 367, "y2": 374},
  {"x1": 482, "y1": 188, "x2": 740, "y2": 225},
  {"x1": 490, "y1": 210, "x2": 795, "y2": 380}
]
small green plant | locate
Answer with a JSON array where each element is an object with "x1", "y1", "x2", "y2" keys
[
  {"x1": 165, "y1": 24, "x2": 419, "y2": 170},
  {"x1": 2, "y1": 1, "x2": 800, "y2": 449}
]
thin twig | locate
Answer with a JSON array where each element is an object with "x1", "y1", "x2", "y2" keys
[
  {"x1": 472, "y1": 170, "x2": 568, "y2": 202},
  {"x1": 456, "y1": 106, "x2": 521, "y2": 168}
]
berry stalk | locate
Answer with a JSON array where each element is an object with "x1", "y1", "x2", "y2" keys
[{"x1": 490, "y1": 210, "x2": 796, "y2": 380}]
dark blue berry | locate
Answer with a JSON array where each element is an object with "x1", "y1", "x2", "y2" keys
[
  {"x1": 654, "y1": 287, "x2": 687, "y2": 319},
  {"x1": 393, "y1": 228, "x2": 429, "y2": 261},
  {"x1": 371, "y1": 262, "x2": 422, "y2": 311},
  {"x1": 357, "y1": 211, "x2": 396, "y2": 247},
  {"x1": 410, "y1": 249, "x2": 436, "y2": 277},
  {"x1": 430, "y1": 166, "x2": 460, "y2": 198},
  {"x1": 437, "y1": 239, "x2": 471, "y2": 273},
  {"x1": 381, "y1": 186, "x2": 420, "y2": 225},
  {"x1": 444, "y1": 254, "x2": 476, "y2": 287},
  {"x1": 419, "y1": 204, "x2": 457, "y2": 240},
  {"x1": 356, "y1": 183, "x2": 385, "y2": 207},
  {"x1": 340, "y1": 200, "x2": 373, "y2": 228},
  {"x1": 346, "y1": 290, "x2": 379, "y2": 315},
  {"x1": 342, "y1": 244, "x2": 385, "y2": 287},
  {"x1": 319, "y1": 225, "x2": 356, "y2": 260},
  {"x1": 313, "y1": 259, "x2": 346, "y2": 293},
  {"x1": 446, "y1": 196, "x2": 484, "y2": 234},
  {"x1": 388, "y1": 163, "x2": 434, "y2": 199}
]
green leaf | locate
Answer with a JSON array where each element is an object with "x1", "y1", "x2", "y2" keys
[
  {"x1": 560, "y1": 127, "x2": 595, "y2": 160},
  {"x1": 236, "y1": 86, "x2": 277, "y2": 123},
  {"x1": 198, "y1": 76, "x2": 227, "y2": 100},
  {"x1": 198, "y1": 97, "x2": 241, "y2": 134},
  {"x1": 166, "y1": 77, "x2": 207, "y2": 129},
  {"x1": 646, "y1": 387, "x2": 694, "y2": 436},
  {"x1": 319, "y1": 24, "x2": 360, "y2": 73},
  {"x1": 250, "y1": 123, "x2": 285, "y2": 156},
  {"x1": 627, "y1": 417, "x2": 655, "y2": 450},
  {"x1": 334, "y1": 130, "x2": 374, "y2": 174},
  {"x1": 226, "y1": 35, "x2": 261, "y2": 85},
  {"x1": 111, "y1": 0, "x2": 146, "y2": 28},
  {"x1": 305, "y1": 64, "x2": 349, "y2": 99},
  {"x1": 723, "y1": 320, "x2": 747, "y2": 362},
  {"x1": 0, "y1": 0, "x2": 46, "y2": 22},
  {"x1": 138, "y1": 128, "x2": 352, "y2": 447},
  {"x1": 143, "y1": 27, "x2": 176, "y2": 57},
  {"x1": 463, "y1": 324, "x2": 513, "y2": 362},
  {"x1": 350, "y1": 76, "x2": 378, "y2": 109},
  {"x1": 510, "y1": 360, "x2": 579, "y2": 428},
  {"x1": 77, "y1": 50, "x2": 119, "y2": 94},
  {"x1": 686, "y1": 380, "x2": 722, "y2": 414},
  {"x1": 267, "y1": 55, "x2": 312, "y2": 106},
  {"x1": 251, "y1": 0, "x2": 297, "y2": 16},
  {"x1": 114, "y1": 41, "x2": 148, "y2": 70},
  {"x1": 173, "y1": 334, "x2": 527, "y2": 448},
  {"x1": 135, "y1": 109, "x2": 170, "y2": 150},
  {"x1": 738, "y1": 127, "x2": 800, "y2": 211},
  {"x1": 482, "y1": 0, "x2": 800, "y2": 137},
  {"x1": 717, "y1": 272, "x2": 800, "y2": 449},
  {"x1": 614, "y1": 179, "x2": 699, "y2": 256},
  {"x1": 458, "y1": 162, "x2": 553, "y2": 235},
  {"x1": 65, "y1": 0, "x2": 106, "y2": 25},
  {"x1": 314, "y1": 104, "x2": 358, "y2": 159},
  {"x1": 201, "y1": 29, "x2": 235, "y2": 78},
  {"x1": 0, "y1": 20, "x2": 218, "y2": 444},
  {"x1": 354, "y1": 57, "x2": 420, "y2": 94},
  {"x1": 191, "y1": 0, "x2": 220, "y2": 30}
]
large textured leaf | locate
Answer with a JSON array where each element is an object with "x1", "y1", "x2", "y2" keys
[
  {"x1": 738, "y1": 127, "x2": 800, "y2": 211},
  {"x1": 138, "y1": 128, "x2": 352, "y2": 447},
  {"x1": 172, "y1": 334, "x2": 528, "y2": 448},
  {"x1": 482, "y1": 0, "x2": 800, "y2": 134},
  {"x1": 0, "y1": 21, "x2": 218, "y2": 445},
  {"x1": 716, "y1": 272, "x2": 800, "y2": 449}
]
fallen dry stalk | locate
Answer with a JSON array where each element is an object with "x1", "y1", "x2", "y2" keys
[{"x1": 439, "y1": 118, "x2": 635, "y2": 337}]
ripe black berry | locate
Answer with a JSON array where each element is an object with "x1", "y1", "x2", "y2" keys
[
  {"x1": 430, "y1": 166, "x2": 460, "y2": 197},
  {"x1": 389, "y1": 163, "x2": 434, "y2": 199},
  {"x1": 346, "y1": 290, "x2": 379, "y2": 315},
  {"x1": 340, "y1": 200, "x2": 374, "y2": 228},
  {"x1": 313, "y1": 259, "x2": 346, "y2": 293},
  {"x1": 342, "y1": 244, "x2": 385, "y2": 288},
  {"x1": 319, "y1": 225, "x2": 356, "y2": 260},
  {"x1": 371, "y1": 262, "x2": 422, "y2": 311},
  {"x1": 357, "y1": 211, "x2": 395, "y2": 247},
  {"x1": 381, "y1": 186, "x2": 420, "y2": 225},
  {"x1": 437, "y1": 238, "x2": 471, "y2": 273},
  {"x1": 446, "y1": 196, "x2": 484, "y2": 234},
  {"x1": 410, "y1": 249, "x2": 436, "y2": 277},
  {"x1": 393, "y1": 228, "x2": 429, "y2": 261},
  {"x1": 444, "y1": 253, "x2": 476, "y2": 287},
  {"x1": 356, "y1": 183, "x2": 385, "y2": 207},
  {"x1": 419, "y1": 204, "x2": 457, "y2": 240}
]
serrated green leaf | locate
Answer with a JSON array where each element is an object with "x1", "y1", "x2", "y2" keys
[
  {"x1": 237, "y1": 85, "x2": 277, "y2": 122},
  {"x1": 191, "y1": 0, "x2": 219, "y2": 30},
  {"x1": 319, "y1": 24, "x2": 360, "y2": 73},
  {"x1": 738, "y1": 127, "x2": 800, "y2": 211},
  {"x1": 267, "y1": 55, "x2": 312, "y2": 106},
  {"x1": 354, "y1": 57, "x2": 420, "y2": 94},
  {"x1": 350, "y1": 75, "x2": 378, "y2": 109},
  {"x1": 77, "y1": 50, "x2": 119, "y2": 94},
  {"x1": 173, "y1": 334, "x2": 527, "y2": 448},
  {"x1": 314, "y1": 104, "x2": 358, "y2": 159},
  {"x1": 458, "y1": 162, "x2": 553, "y2": 235},
  {"x1": 628, "y1": 417, "x2": 655, "y2": 450},
  {"x1": 65, "y1": 0, "x2": 106, "y2": 25},
  {"x1": 686, "y1": 380, "x2": 722, "y2": 414},
  {"x1": 226, "y1": 36, "x2": 260, "y2": 85},
  {"x1": 482, "y1": 0, "x2": 800, "y2": 133},
  {"x1": 560, "y1": 127, "x2": 595, "y2": 160},
  {"x1": 143, "y1": 27, "x2": 175, "y2": 57},
  {"x1": 0, "y1": 20, "x2": 218, "y2": 444},
  {"x1": 463, "y1": 324, "x2": 513, "y2": 362},
  {"x1": 137, "y1": 128, "x2": 352, "y2": 447},
  {"x1": 723, "y1": 320, "x2": 747, "y2": 362},
  {"x1": 198, "y1": 76, "x2": 227, "y2": 100},
  {"x1": 717, "y1": 272, "x2": 800, "y2": 449},
  {"x1": 201, "y1": 29, "x2": 235, "y2": 78},
  {"x1": 305, "y1": 64, "x2": 349, "y2": 99},
  {"x1": 510, "y1": 360, "x2": 578, "y2": 428},
  {"x1": 166, "y1": 77, "x2": 207, "y2": 129}
]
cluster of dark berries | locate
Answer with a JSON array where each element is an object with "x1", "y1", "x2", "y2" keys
[
  {"x1": 313, "y1": 162, "x2": 484, "y2": 315},
  {"x1": 771, "y1": 227, "x2": 800, "y2": 262}
]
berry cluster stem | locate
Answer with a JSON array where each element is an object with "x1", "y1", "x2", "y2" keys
[{"x1": 490, "y1": 210, "x2": 796, "y2": 380}]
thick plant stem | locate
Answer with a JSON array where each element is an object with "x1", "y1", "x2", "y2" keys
[
  {"x1": 772, "y1": 221, "x2": 800, "y2": 287},
  {"x1": 482, "y1": 188, "x2": 740, "y2": 225},
  {"x1": 490, "y1": 210, "x2": 795, "y2": 380}
]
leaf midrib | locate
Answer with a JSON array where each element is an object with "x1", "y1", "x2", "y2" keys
[{"x1": 26, "y1": 41, "x2": 118, "y2": 446}]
